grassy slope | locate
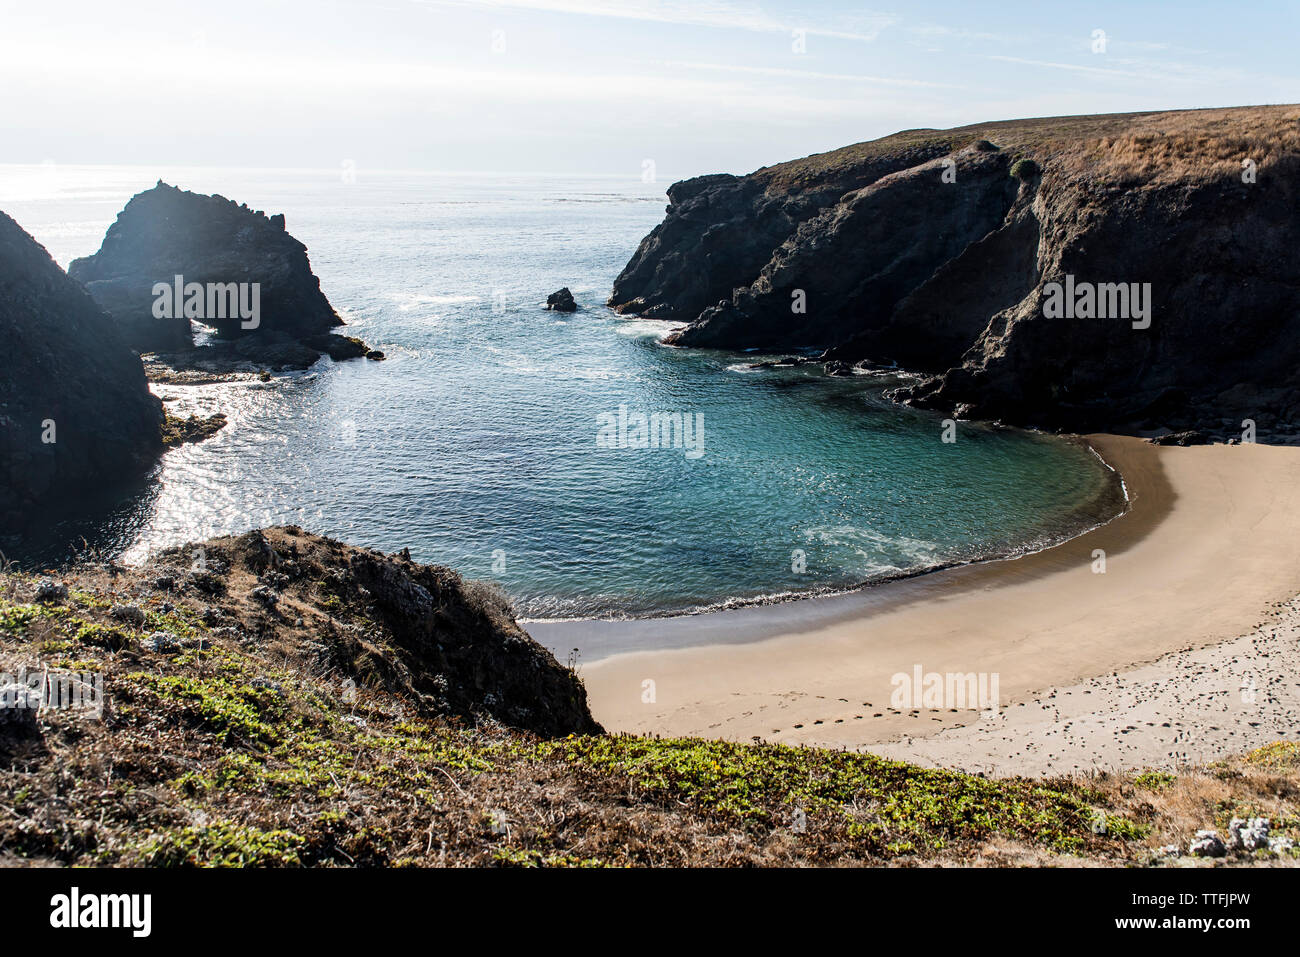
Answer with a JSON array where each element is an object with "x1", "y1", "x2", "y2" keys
[
  {"x1": 757, "y1": 104, "x2": 1300, "y2": 190},
  {"x1": 2, "y1": 554, "x2": 1296, "y2": 868}
]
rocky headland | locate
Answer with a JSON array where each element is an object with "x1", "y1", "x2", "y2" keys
[
  {"x1": 68, "y1": 182, "x2": 377, "y2": 374},
  {"x1": 612, "y1": 105, "x2": 1300, "y2": 439},
  {"x1": 0, "y1": 212, "x2": 163, "y2": 529}
]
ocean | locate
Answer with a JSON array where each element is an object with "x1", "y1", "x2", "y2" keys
[{"x1": 2, "y1": 164, "x2": 1120, "y2": 619}]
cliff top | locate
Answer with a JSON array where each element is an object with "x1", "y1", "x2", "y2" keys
[{"x1": 756, "y1": 103, "x2": 1300, "y2": 190}]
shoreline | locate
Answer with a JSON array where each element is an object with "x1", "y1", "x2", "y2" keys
[
  {"x1": 553, "y1": 435, "x2": 1300, "y2": 775},
  {"x1": 525, "y1": 431, "x2": 1129, "y2": 640},
  {"x1": 527, "y1": 431, "x2": 1144, "y2": 662}
]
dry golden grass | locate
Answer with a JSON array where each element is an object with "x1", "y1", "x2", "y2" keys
[
  {"x1": 1074, "y1": 742, "x2": 1300, "y2": 864},
  {"x1": 760, "y1": 104, "x2": 1300, "y2": 191},
  {"x1": 1059, "y1": 106, "x2": 1300, "y2": 186}
]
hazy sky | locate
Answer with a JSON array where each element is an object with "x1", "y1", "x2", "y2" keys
[{"x1": 4, "y1": 0, "x2": 1298, "y2": 180}]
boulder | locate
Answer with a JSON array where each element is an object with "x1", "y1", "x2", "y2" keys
[
  {"x1": 0, "y1": 683, "x2": 39, "y2": 736},
  {"x1": 1228, "y1": 816, "x2": 1270, "y2": 851},
  {"x1": 34, "y1": 579, "x2": 69, "y2": 603},
  {"x1": 1188, "y1": 830, "x2": 1227, "y2": 857},
  {"x1": 546, "y1": 287, "x2": 578, "y2": 312}
]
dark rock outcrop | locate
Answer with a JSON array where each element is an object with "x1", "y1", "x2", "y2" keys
[
  {"x1": 546, "y1": 287, "x2": 578, "y2": 312},
  {"x1": 665, "y1": 144, "x2": 1018, "y2": 351},
  {"x1": 1147, "y1": 430, "x2": 1210, "y2": 447},
  {"x1": 609, "y1": 140, "x2": 955, "y2": 325},
  {"x1": 153, "y1": 528, "x2": 601, "y2": 737},
  {"x1": 0, "y1": 211, "x2": 163, "y2": 529},
  {"x1": 68, "y1": 182, "x2": 366, "y2": 369},
  {"x1": 613, "y1": 106, "x2": 1300, "y2": 437}
]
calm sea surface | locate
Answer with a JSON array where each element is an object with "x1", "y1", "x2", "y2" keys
[{"x1": 1, "y1": 165, "x2": 1119, "y2": 618}]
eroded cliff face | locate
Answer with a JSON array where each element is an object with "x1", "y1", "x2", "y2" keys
[
  {"x1": 0, "y1": 212, "x2": 162, "y2": 528},
  {"x1": 899, "y1": 160, "x2": 1300, "y2": 433},
  {"x1": 667, "y1": 143, "x2": 1021, "y2": 351},
  {"x1": 613, "y1": 106, "x2": 1300, "y2": 436},
  {"x1": 610, "y1": 141, "x2": 955, "y2": 325},
  {"x1": 68, "y1": 182, "x2": 344, "y2": 359}
]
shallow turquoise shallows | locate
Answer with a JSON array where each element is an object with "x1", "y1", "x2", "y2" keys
[{"x1": 6, "y1": 167, "x2": 1119, "y2": 618}]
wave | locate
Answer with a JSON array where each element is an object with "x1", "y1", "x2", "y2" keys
[{"x1": 521, "y1": 436, "x2": 1132, "y2": 624}]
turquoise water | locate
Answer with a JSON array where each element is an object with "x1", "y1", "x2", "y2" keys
[{"x1": 2, "y1": 166, "x2": 1120, "y2": 618}]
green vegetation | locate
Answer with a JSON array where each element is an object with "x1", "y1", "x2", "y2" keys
[
  {"x1": 130, "y1": 821, "x2": 307, "y2": 867},
  {"x1": 1246, "y1": 740, "x2": 1300, "y2": 769},
  {"x1": 1, "y1": 535, "x2": 1292, "y2": 868},
  {"x1": 539, "y1": 735, "x2": 1132, "y2": 854},
  {"x1": 126, "y1": 667, "x2": 294, "y2": 747},
  {"x1": 1134, "y1": 770, "x2": 1177, "y2": 792},
  {"x1": 0, "y1": 603, "x2": 41, "y2": 636},
  {"x1": 1010, "y1": 157, "x2": 1039, "y2": 180}
]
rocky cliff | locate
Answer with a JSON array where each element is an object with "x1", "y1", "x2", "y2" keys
[
  {"x1": 613, "y1": 106, "x2": 1300, "y2": 437},
  {"x1": 0, "y1": 211, "x2": 162, "y2": 529},
  {"x1": 69, "y1": 182, "x2": 368, "y2": 370}
]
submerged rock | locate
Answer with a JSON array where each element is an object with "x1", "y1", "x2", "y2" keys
[
  {"x1": 0, "y1": 211, "x2": 163, "y2": 527},
  {"x1": 161, "y1": 412, "x2": 228, "y2": 447}
]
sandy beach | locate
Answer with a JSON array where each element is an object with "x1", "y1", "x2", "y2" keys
[{"x1": 556, "y1": 435, "x2": 1300, "y2": 776}]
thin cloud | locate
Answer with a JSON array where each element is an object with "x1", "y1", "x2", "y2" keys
[
  {"x1": 662, "y1": 60, "x2": 963, "y2": 90},
  {"x1": 415, "y1": 0, "x2": 897, "y2": 41},
  {"x1": 986, "y1": 55, "x2": 1173, "y2": 81},
  {"x1": 987, "y1": 54, "x2": 1255, "y2": 88}
]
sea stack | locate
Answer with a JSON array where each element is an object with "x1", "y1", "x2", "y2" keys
[
  {"x1": 68, "y1": 182, "x2": 367, "y2": 369},
  {"x1": 0, "y1": 211, "x2": 163, "y2": 528}
]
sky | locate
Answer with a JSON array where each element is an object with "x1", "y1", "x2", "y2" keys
[{"x1": 3, "y1": 0, "x2": 1298, "y2": 181}]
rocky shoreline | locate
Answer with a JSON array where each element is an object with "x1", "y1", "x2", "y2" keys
[
  {"x1": 0, "y1": 182, "x2": 389, "y2": 532},
  {"x1": 612, "y1": 106, "x2": 1300, "y2": 442}
]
